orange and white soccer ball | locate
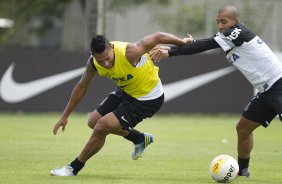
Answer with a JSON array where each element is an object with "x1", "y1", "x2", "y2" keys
[{"x1": 209, "y1": 155, "x2": 239, "y2": 183}]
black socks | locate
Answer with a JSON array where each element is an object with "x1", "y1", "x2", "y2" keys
[
  {"x1": 124, "y1": 129, "x2": 144, "y2": 144},
  {"x1": 238, "y1": 157, "x2": 250, "y2": 175},
  {"x1": 69, "y1": 130, "x2": 144, "y2": 175},
  {"x1": 70, "y1": 158, "x2": 85, "y2": 175}
]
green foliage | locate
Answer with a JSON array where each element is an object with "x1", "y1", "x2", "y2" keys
[
  {"x1": 108, "y1": 0, "x2": 171, "y2": 13},
  {"x1": 0, "y1": 0, "x2": 71, "y2": 47},
  {"x1": 154, "y1": 4, "x2": 206, "y2": 36},
  {"x1": 153, "y1": 1, "x2": 271, "y2": 37},
  {"x1": 0, "y1": 0, "x2": 275, "y2": 49},
  {"x1": 0, "y1": 0, "x2": 70, "y2": 21},
  {"x1": 240, "y1": 1, "x2": 273, "y2": 35}
]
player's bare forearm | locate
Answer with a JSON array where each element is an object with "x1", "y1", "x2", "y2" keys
[
  {"x1": 62, "y1": 61, "x2": 95, "y2": 118},
  {"x1": 136, "y1": 32, "x2": 189, "y2": 51},
  {"x1": 62, "y1": 84, "x2": 87, "y2": 116},
  {"x1": 127, "y1": 32, "x2": 192, "y2": 62},
  {"x1": 52, "y1": 83, "x2": 87, "y2": 135},
  {"x1": 150, "y1": 32, "x2": 193, "y2": 46},
  {"x1": 53, "y1": 60, "x2": 95, "y2": 135}
]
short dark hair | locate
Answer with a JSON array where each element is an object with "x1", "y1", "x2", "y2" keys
[
  {"x1": 90, "y1": 34, "x2": 110, "y2": 54},
  {"x1": 218, "y1": 5, "x2": 240, "y2": 20}
]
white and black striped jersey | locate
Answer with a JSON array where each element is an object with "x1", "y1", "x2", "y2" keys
[
  {"x1": 169, "y1": 22, "x2": 282, "y2": 93},
  {"x1": 214, "y1": 22, "x2": 282, "y2": 92}
]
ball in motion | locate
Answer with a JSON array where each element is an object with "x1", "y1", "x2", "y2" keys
[{"x1": 209, "y1": 154, "x2": 239, "y2": 183}]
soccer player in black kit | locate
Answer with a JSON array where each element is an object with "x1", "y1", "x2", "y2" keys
[{"x1": 150, "y1": 5, "x2": 282, "y2": 178}]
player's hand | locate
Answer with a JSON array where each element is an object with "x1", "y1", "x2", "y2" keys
[
  {"x1": 183, "y1": 34, "x2": 194, "y2": 44},
  {"x1": 149, "y1": 45, "x2": 170, "y2": 63},
  {"x1": 53, "y1": 116, "x2": 68, "y2": 135}
]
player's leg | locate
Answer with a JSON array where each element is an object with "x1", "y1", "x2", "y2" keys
[
  {"x1": 87, "y1": 110, "x2": 143, "y2": 139},
  {"x1": 236, "y1": 117, "x2": 260, "y2": 158},
  {"x1": 113, "y1": 92, "x2": 164, "y2": 160},
  {"x1": 50, "y1": 90, "x2": 164, "y2": 176},
  {"x1": 50, "y1": 112, "x2": 128, "y2": 176},
  {"x1": 78, "y1": 112, "x2": 128, "y2": 162},
  {"x1": 50, "y1": 92, "x2": 121, "y2": 176},
  {"x1": 92, "y1": 91, "x2": 145, "y2": 140},
  {"x1": 112, "y1": 101, "x2": 154, "y2": 160},
  {"x1": 87, "y1": 110, "x2": 102, "y2": 129},
  {"x1": 87, "y1": 92, "x2": 141, "y2": 137},
  {"x1": 87, "y1": 91, "x2": 122, "y2": 129},
  {"x1": 98, "y1": 89, "x2": 164, "y2": 160},
  {"x1": 88, "y1": 90, "x2": 154, "y2": 159},
  {"x1": 237, "y1": 90, "x2": 278, "y2": 177},
  {"x1": 272, "y1": 78, "x2": 282, "y2": 123},
  {"x1": 236, "y1": 116, "x2": 260, "y2": 177}
]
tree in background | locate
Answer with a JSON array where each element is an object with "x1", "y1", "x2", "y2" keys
[
  {"x1": 0, "y1": 0, "x2": 71, "y2": 48},
  {"x1": 0, "y1": 0, "x2": 279, "y2": 51},
  {"x1": 154, "y1": 3, "x2": 206, "y2": 37},
  {"x1": 153, "y1": 0, "x2": 272, "y2": 38},
  {"x1": 0, "y1": 0, "x2": 170, "y2": 50}
]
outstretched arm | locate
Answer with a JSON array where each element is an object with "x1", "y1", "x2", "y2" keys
[
  {"x1": 150, "y1": 37, "x2": 220, "y2": 62},
  {"x1": 169, "y1": 37, "x2": 220, "y2": 56},
  {"x1": 53, "y1": 57, "x2": 96, "y2": 135},
  {"x1": 126, "y1": 32, "x2": 193, "y2": 64}
]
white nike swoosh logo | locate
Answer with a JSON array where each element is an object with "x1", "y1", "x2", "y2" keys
[
  {"x1": 0, "y1": 63, "x2": 235, "y2": 104},
  {"x1": 0, "y1": 63, "x2": 85, "y2": 103},
  {"x1": 163, "y1": 66, "x2": 236, "y2": 102},
  {"x1": 121, "y1": 116, "x2": 129, "y2": 123}
]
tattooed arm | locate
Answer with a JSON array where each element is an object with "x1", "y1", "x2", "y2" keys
[{"x1": 126, "y1": 32, "x2": 193, "y2": 65}]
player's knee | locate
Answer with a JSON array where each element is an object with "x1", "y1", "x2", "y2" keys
[
  {"x1": 88, "y1": 115, "x2": 100, "y2": 129},
  {"x1": 236, "y1": 123, "x2": 243, "y2": 134},
  {"x1": 236, "y1": 117, "x2": 259, "y2": 137},
  {"x1": 236, "y1": 121, "x2": 251, "y2": 138},
  {"x1": 94, "y1": 119, "x2": 110, "y2": 136},
  {"x1": 87, "y1": 118, "x2": 95, "y2": 129},
  {"x1": 87, "y1": 111, "x2": 102, "y2": 129}
]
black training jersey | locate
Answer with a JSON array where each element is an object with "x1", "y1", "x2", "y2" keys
[{"x1": 214, "y1": 22, "x2": 282, "y2": 92}]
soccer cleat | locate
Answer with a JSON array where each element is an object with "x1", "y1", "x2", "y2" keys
[
  {"x1": 132, "y1": 133, "x2": 154, "y2": 160},
  {"x1": 50, "y1": 165, "x2": 75, "y2": 176},
  {"x1": 238, "y1": 168, "x2": 250, "y2": 178}
]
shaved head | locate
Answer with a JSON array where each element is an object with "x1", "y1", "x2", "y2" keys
[
  {"x1": 216, "y1": 5, "x2": 240, "y2": 32},
  {"x1": 218, "y1": 5, "x2": 240, "y2": 20}
]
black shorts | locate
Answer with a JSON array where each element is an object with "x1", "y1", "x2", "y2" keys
[
  {"x1": 97, "y1": 88, "x2": 164, "y2": 130},
  {"x1": 242, "y1": 77, "x2": 282, "y2": 127}
]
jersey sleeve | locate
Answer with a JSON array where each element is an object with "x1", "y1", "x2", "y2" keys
[{"x1": 169, "y1": 37, "x2": 220, "y2": 56}]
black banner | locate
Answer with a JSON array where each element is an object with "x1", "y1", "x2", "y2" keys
[{"x1": 0, "y1": 50, "x2": 252, "y2": 113}]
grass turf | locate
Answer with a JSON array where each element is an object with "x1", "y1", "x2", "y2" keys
[{"x1": 0, "y1": 113, "x2": 282, "y2": 184}]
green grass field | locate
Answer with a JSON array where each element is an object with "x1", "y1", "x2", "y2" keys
[{"x1": 1, "y1": 113, "x2": 282, "y2": 184}]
